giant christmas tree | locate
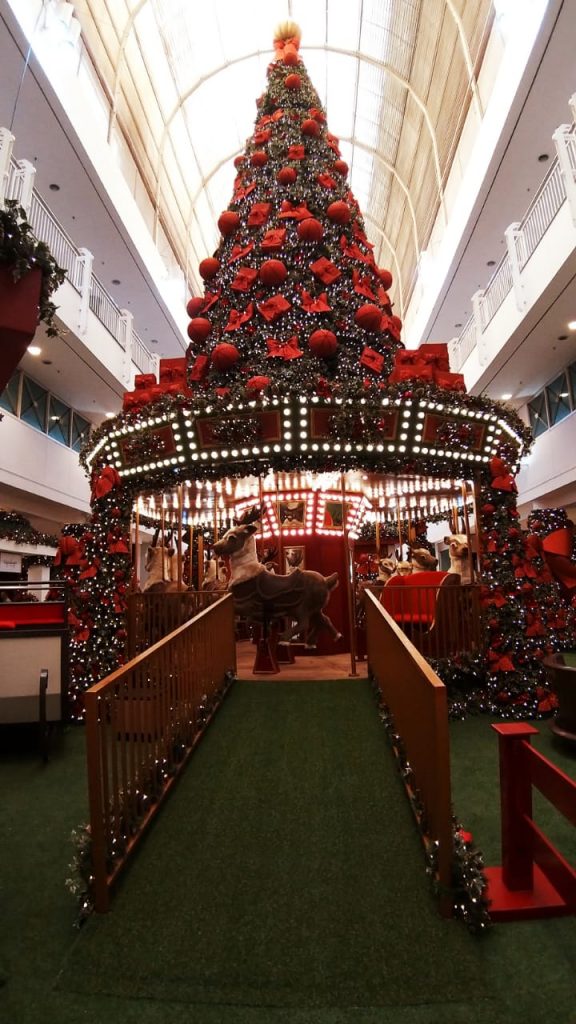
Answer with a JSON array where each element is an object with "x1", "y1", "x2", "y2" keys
[{"x1": 185, "y1": 22, "x2": 403, "y2": 405}]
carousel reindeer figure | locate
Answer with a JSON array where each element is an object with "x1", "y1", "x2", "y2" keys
[
  {"x1": 213, "y1": 507, "x2": 341, "y2": 645},
  {"x1": 444, "y1": 533, "x2": 472, "y2": 583},
  {"x1": 143, "y1": 527, "x2": 187, "y2": 592},
  {"x1": 202, "y1": 554, "x2": 230, "y2": 592}
]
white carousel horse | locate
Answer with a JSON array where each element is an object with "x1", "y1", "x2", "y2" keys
[
  {"x1": 143, "y1": 531, "x2": 187, "y2": 593},
  {"x1": 444, "y1": 533, "x2": 472, "y2": 583},
  {"x1": 213, "y1": 508, "x2": 341, "y2": 644}
]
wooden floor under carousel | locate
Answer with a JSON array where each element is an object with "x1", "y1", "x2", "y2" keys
[{"x1": 235, "y1": 639, "x2": 369, "y2": 680}]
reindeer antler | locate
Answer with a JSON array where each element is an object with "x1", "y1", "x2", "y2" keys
[{"x1": 235, "y1": 505, "x2": 261, "y2": 526}]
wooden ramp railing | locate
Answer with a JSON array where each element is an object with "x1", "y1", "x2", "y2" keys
[
  {"x1": 378, "y1": 580, "x2": 484, "y2": 661},
  {"x1": 127, "y1": 590, "x2": 222, "y2": 657},
  {"x1": 85, "y1": 593, "x2": 236, "y2": 913},
  {"x1": 365, "y1": 590, "x2": 453, "y2": 915}
]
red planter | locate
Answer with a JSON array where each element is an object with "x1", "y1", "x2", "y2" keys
[{"x1": 0, "y1": 265, "x2": 42, "y2": 393}]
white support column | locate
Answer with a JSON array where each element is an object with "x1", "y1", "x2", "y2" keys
[
  {"x1": 471, "y1": 289, "x2": 489, "y2": 366},
  {"x1": 552, "y1": 124, "x2": 576, "y2": 227},
  {"x1": 76, "y1": 248, "x2": 94, "y2": 335},
  {"x1": 14, "y1": 159, "x2": 36, "y2": 214},
  {"x1": 27, "y1": 564, "x2": 51, "y2": 601},
  {"x1": 119, "y1": 309, "x2": 134, "y2": 386},
  {"x1": 0, "y1": 126, "x2": 15, "y2": 206},
  {"x1": 504, "y1": 223, "x2": 527, "y2": 312},
  {"x1": 569, "y1": 94, "x2": 576, "y2": 125}
]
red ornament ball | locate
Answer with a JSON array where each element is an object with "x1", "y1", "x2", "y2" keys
[
  {"x1": 355, "y1": 303, "x2": 382, "y2": 331},
  {"x1": 378, "y1": 267, "x2": 393, "y2": 290},
  {"x1": 326, "y1": 200, "x2": 351, "y2": 224},
  {"x1": 233, "y1": 155, "x2": 244, "y2": 169},
  {"x1": 251, "y1": 150, "x2": 268, "y2": 167},
  {"x1": 199, "y1": 257, "x2": 220, "y2": 281},
  {"x1": 309, "y1": 329, "x2": 338, "y2": 358},
  {"x1": 186, "y1": 296, "x2": 204, "y2": 318},
  {"x1": 246, "y1": 375, "x2": 271, "y2": 393},
  {"x1": 277, "y1": 166, "x2": 297, "y2": 185},
  {"x1": 283, "y1": 45, "x2": 299, "y2": 66},
  {"x1": 211, "y1": 343, "x2": 240, "y2": 371},
  {"x1": 390, "y1": 314, "x2": 403, "y2": 334},
  {"x1": 285, "y1": 73, "x2": 302, "y2": 89},
  {"x1": 218, "y1": 210, "x2": 240, "y2": 237},
  {"x1": 187, "y1": 317, "x2": 212, "y2": 343},
  {"x1": 332, "y1": 159, "x2": 349, "y2": 176},
  {"x1": 297, "y1": 218, "x2": 324, "y2": 242},
  {"x1": 259, "y1": 259, "x2": 288, "y2": 287},
  {"x1": 301, "y1": 118, "x2": 320, "y2": 137}
]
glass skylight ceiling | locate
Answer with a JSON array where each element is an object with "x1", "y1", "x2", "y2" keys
[{"x1": 76, "y1": 0, "x2": 494, "y2": 315}]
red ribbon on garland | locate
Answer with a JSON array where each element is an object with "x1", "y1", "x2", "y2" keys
[{"x1": 91, "y1": 467, "x2": 121, "y2": 501}]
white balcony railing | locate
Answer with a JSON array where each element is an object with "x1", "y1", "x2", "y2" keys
[
  {"x1": 450, "y1": 109, "x2": 576, "y2": 373},
  {"x1": 2, "y1": 144, "x2": 157, "y2": 378}
]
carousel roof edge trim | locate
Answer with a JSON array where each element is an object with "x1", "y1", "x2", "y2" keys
[{"x1": 82, "y1": 386, "x2": 533, "y2": 497}]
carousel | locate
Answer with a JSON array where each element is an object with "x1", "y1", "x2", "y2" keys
[{"x1": 60, "y1": 23, "x2": 576, "y2": 718}]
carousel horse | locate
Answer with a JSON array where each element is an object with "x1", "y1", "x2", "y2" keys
[
  {"x1": 213, "y1": 507, "x2": 341, "y2": 644},
  {"x1": 143, "y1": 529, "x2": 187, "y2": 593},
  {"x1": 444, "y1": 533, "x2": 472, "y2": 583}
]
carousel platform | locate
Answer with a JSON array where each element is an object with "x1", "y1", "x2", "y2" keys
[{"x1": 235, "y1": 639, "x2": 368, "y2": 680}]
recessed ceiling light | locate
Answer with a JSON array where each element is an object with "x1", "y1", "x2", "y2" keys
[
  {"x1": 27, "y1": 345, "x2": 42, "y2": 356},
  {"x1": 568, "y1": 320, "x2": 576, "y2": 330},
  {"x1": 558, "y1": 334, "x2": 568, "y2": 341},
  {"x1": 112, "y1": 279, "x2": 121, "y2": 285},
  {"x1": 49, "y1": 183, "x2": 60, "y2": 191},
  {"x1": 501, "y1": 393, "x2": 512, "y2": 400},
  {"x1": 42, "y1": 359, "x2": 52, "y2": 365},
  {"x1": 486, "y1": 260, "x2": 496, "y2": 267},
  {"x1": 150, "y1": 338, "x2": 159, "y2": 344},
  {"x1": 454, "y1": 323, "x2": 462, "y2": 329},
  {"x1": 538, "y1": 153, "x2": 549, "y2": 162}
]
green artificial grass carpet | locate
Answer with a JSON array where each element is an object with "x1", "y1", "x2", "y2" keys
[{"x1": 55, "y1": 680, "x2": 486, "y2": 1010}]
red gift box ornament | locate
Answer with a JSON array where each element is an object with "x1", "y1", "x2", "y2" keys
[
  {"x1": 231, "y1": 266, "x2": 258, "y2": 292},
  {"x1": 360, "y1": 347, "x2": 385, "y2": 374},
  {"x1": 310, "y1": 257, "x2": 341, "y2": 284},
  {"x1": 257, "y1": 294, "x2": 291, "y2": 322},
  {"x1": 287, "y1": 144, "x2": 305, "y2": 161},
  {"x1": 261, "y1": 228, "x2": 287, "y2": 252},
  {"x1": 266, "y1": 335, "x2": 303, "y2": 360},
  {"x1": 247, "y1": 202, "x2": 272, "y2": 227}
]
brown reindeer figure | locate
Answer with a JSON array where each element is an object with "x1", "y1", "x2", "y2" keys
[{"x1": 213, "y1": 508, "x2": 341, "y2": 644}]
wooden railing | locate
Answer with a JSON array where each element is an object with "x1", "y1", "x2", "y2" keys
[
  {"x1": 365, "y1": 590, "x2": 453, "y2": 915},
  {"x1": 127, "y1": 590, "x2": 222, "y2": 657},
  {"x1": 85, "y1": 594, "x2": 236, "y2": 913}
]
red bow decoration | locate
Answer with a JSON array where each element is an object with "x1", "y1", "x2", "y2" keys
[
  {"x1": 340, "y1": 235, "x2": 371, "y2": 264},
  {"x1": 79, "y1": 561, "x2": 99, "y2": 580},
  {"x1": 257, "y1": 295, "x2": 291, "y2": 322},
  {"x1": 260, "y1": 228, "x2": 286, "y2": 251},
  {"x1": 54, "y1": 535, "x2": 84, "y2": 566},
  {"x1": 202, "y1": 288, "x2": 221, "y2": 312},
  {"x1": 247, "y1": 202, "x2": 272, "y2": 227},
  {"x1": 377, "y1": 284, "x2": 391, "y2": 306},
  {"x1": 254, "y1": 129, "x2": 271, "y2": 145},
  {"x1": 266, "y1": 335, "x2": 302, "y2": 360},
  {"x1": 310, "y1": 257, "x2": 341, "y2": 284},
  {"x1": 353, "y1": 223, "x2": 374, "y2": 249},
  {"x1": 287, "y1": 144, "x2": 305, "y2": 160},
  {"x1": 107, "y1": 532, "x2": 130, "y2": 554},
  {"x1": 225, "y1": 302, "x2": 255, "y2": 331},
  {"x1": 327, "y1": 137, "x2": 341, "y2": 156},
  {"x1": 316, "y1": 172, "x2": 336, "y2": 190},
  {"x1": 489, "y1": 456, "x2": 517, "y2": 493},
  {"x1": 380, "y1": 315, "x2": 402, "y2": 341},
  {"x1": 231, "y1": 267, "x2": 258, "y2": 292},
  {"x1": 359, "y1": 347, "x2": 385, "y2": 373},
  {"x1": 488, "y1": 649, "x2": 516, "y2": 672},
  {"x1": 257, "y1": 109, "x2": 284, "y2": 127},
  {"x1": 189, "y1": 354, "x2": 210, "y2": 381},
  {"x1": 228, "y1": 242, "x2": 255, "y2": 264},
  {"x1": 300, "y1": 290, "x2": 331, "y2": 313},
  {"x1": 233, "y1": 181, "x2": 257, "y2": 202},
  {"x1": 308, "y1": 106, "x2": 325, "y2": 122},
  {"x1": 92, "y1": 467, "x2": 121, "y2": 501},
  {"x1": 352, "y1": 268, "x2": 377, "y2": 301},
  {"x1": 215, "y1": 386, "x2": 231, "y2": 397},
  {"x1": 278, "y1": 200, "x2": 312, "y2": 221},
  {"x1": 482, "y1": 590, "x2": 508, "y2": 607}
]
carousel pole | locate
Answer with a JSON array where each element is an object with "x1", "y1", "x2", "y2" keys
[
  {"x1": 177, "y1": 484, "x2": 183, "y2": 588},
  {"x1": 161, "y1": 501, "x2": 167, "y2": 582},
  {"x1": 275, "y1": 472, "x2": 284, "y2": 572},
  {"x1": 133, "y1": 500, "x2": 140, "y2": 591},
  {"x1": 375, "y1": 517, "x2": 380, "y2": 555},
  {"x1": 341, "y1": 473, "x2": 358, "y2": 679},
  {"x1": 396, "y1": 499, "x2": 403, "y2": 557},
  {"x1": 197, "y1": 529, "x2": 204, "y2": 590},
  {"x1": 471, "y1": 478, "x2": 484, "y2": 582}
]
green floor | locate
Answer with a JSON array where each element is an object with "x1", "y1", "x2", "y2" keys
[{"x1": 1, "y1": 681, "x2": 575, "y2": 1024}]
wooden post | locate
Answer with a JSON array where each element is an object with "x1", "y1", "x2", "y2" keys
[
  {"x1": 375, "y1": 518, "x2": 380, "y2": 555},
  {"x1": 160, "y1": 504, "x2": 166, "y2": 581},
  {"x1": 133, "y1": 503, "x2": 140, "y2": 591},
  {"x1": 197, "y1": 532, "x2": 204, "y2": 591},
  {"x1": 396, "y1": 500, "x2": 403, "y2": 554},
  {"x1": 341, "y1": 474, "x2": 358, "y2": 678},
  {"x1": 275, "y1": 473, "x2": 284, "y2": 573},
  {"x1": 472, "y1": 477, "x2": 484, "y2": 582},
  {"x1": 492, "y1": 723, "x2": 538, "y2": 890},
  {"x1": 461, "y1": 481, "x2": 475, "y2": 582}
]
